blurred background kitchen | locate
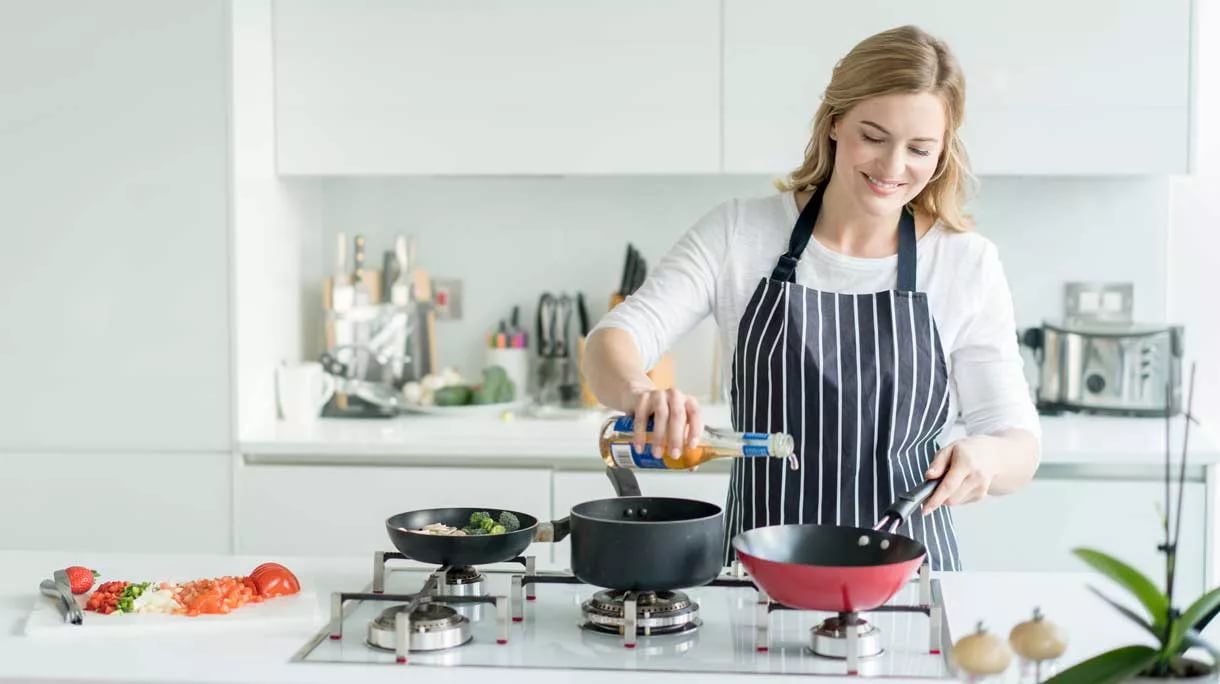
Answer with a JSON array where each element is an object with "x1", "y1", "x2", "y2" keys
[{"x1": 2, "y1": 1, "x2": 1218, "y2": 596}]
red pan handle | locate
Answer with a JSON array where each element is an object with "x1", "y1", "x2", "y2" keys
[{"x1": 875, "y1": 478, "x2": 941, "y2": 533}]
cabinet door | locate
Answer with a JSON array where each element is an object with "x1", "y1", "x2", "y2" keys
[
  {"x1": 952, "y1": 478, "x2": 1206, "y2": 598},
  {"x1": 235, "y1": 463, "x2": 552, "y2": 557},
  {"x1": 0, "y1": 0, "x2": 232, "y2": 451},
  {"x1": 0, "y1": 453, "x2": 231, "y2": 553},
  {"x1": 550, "y1": 470, "x2": 731, "y2": 565},
  {"x1": 274, "y1": 0, "x2": 720, "y2": 174},
  {"x1": 723, "y1": 0, "x2": 1190, "y2": 175}
]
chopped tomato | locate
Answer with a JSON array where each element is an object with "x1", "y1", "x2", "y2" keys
[
  {"x1": 248, "y1": 563, "x2": 300, "y2": 598},
  {"x1": 84, "y1": 581, "x2": 129, "y2": 614}
]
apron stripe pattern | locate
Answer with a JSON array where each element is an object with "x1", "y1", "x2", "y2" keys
[{"x1": 722, "y1": 187, "x2": 962, "y2": 571}]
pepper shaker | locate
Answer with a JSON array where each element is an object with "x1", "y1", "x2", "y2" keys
[
  {"x1": 1009, "y1": 607, "x2": 1068, "y2": 683},
  {"x1": 953, "y1": 621, "x2": 1013, "y2": 682}
]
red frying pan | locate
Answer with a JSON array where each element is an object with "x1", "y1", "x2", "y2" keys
[{"x1": 732, "y1": 479, "x2": 940, "y2": 612}]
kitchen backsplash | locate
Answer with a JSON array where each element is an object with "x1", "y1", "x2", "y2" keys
[{"x1": 304, "y1": 175, "x2": 1171, "y2": 402}]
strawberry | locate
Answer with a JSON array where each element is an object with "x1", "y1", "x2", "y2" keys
[{"x1": 65, "y1": 566, "x2": 99, "y2": 595}]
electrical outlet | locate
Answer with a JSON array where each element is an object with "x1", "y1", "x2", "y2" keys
[{"x1": 432, "y1": 278, "x2": 463, "y2": 320}]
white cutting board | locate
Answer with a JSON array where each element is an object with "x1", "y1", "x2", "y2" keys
[{"x1": 24, "y1": 590, "x2": 322, "y2": 638}]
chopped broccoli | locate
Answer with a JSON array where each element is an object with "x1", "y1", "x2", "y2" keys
[
  {"x1": 498, "y1": 511, "x2": 521, "y2": 532},
  {"x1": 490, "y1": 524, "x2": 506, "y2": 534},
  {"x1": 468, "y1": 511, "x2": 492, "y2": 527}
]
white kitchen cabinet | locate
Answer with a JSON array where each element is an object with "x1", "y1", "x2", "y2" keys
[
  {"x1": 550, "y1": 470, "x2": 731, "y2": 566},
  {"x1": 0, "y1": 452, "x2": 231, "y2": 554},
  {"x1": 953, "y1": 477, "x2": 1206, "y2": 598},
  {"x1": 235, "y1": 463, "x2": 551, "y2": 557},
  {"x1": 273, "y1": 0, "x2": 720, "y2": 174},
  {"x1": 723, "y1": 0, "x2": 1192, "y2": 175},
  {"x1": 0, "y1": 1, "x2": 233, "y2": 451}
]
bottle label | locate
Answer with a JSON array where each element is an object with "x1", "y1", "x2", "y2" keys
[
  {"x1": 613, "y1": 415, "x2": 655, "y2": 433},
  {"x1": 742, "y1": 445, "x2": 772, "y2": 457},
  {"x1": 742, "y1": 432, "x2": 768, "y2": 440},
  {"x1": 610, "y1": 442, "x2": 667, "y2": 469}
]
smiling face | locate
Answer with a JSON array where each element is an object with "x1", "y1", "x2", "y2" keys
[{"x1": 829, "y1": 92, "x2": 947, "y2": 217}]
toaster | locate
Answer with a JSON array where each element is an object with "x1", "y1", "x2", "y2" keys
[{"x1": 1019, "y1": 321, "x2": 1184, "y2": 416}]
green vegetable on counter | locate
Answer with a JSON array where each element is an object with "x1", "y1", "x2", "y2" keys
[{"x1": 116, "y1": 582, "x2": 153, "y2": 613}]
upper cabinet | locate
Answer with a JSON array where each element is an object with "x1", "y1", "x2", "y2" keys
[
  {"x1": 723, "y1": 0, "x2": 1193, "y2": 176},
  {"x1": 273, "y1": 0, "x2": 721, "y2": 175}
]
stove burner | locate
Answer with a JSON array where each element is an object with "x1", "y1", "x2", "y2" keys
[
  {"x1": 809, "y1": 614, "x2": 883, "y2": 659},
  {"x1": 581, "y1": 590, "x2": 701, "y2": 637},
  {"x1": 367, "y1": 603, "x2": 472, "y2": 652},
  {"x1": 438, "y1": 566, "x2": 486, "y2": 597}
]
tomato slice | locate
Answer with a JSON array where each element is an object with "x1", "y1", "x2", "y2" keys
[{"x1": 248, "y1": 562, "x2": 300, "y2": 598}]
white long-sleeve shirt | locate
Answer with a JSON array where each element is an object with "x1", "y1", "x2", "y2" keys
[{"x1": 593, "y1": 191, "x2": 1041, "y2": 441}]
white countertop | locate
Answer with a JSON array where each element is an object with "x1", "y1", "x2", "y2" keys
[
  {"x1": 239, "y1": 405, "x2": 1220, "y2": 469},
  {"x1": 0, "y1": 550, "x2": 1197, "y2": 684}
]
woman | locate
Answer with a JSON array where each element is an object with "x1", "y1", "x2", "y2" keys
[{"x1": 583, "y1": 25, "x2": 1040, "y2": 571}]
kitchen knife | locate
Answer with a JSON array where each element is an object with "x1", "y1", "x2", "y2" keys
[
  {"x1": 381, "y1": 250, "x2": 398, "y2": 303},
  {"x1": 331, "y1": 232, "x2": 354, "y2": 312},
  {"x1": 576, "y1": 292, "x2": 590, "y2": 336},
  {"x1": 390, "y1": 235, "x2": 411, "y2": 307},
  {"x1": 618, "y1": 244, "x2": 634, "y2": 297},
  {"x1": 536, "y1": 293, "x2": 556, "y2": 357}
]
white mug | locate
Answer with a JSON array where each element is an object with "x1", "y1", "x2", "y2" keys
[{"x1": 276, "y1": 361, "x2": 337, "y2": 424}]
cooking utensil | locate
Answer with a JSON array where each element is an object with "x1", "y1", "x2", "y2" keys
[
  {"x1": 390, "y1": 235, "x2": 411, "y2": 307},
  {"x1": 331, "y1": 232, "x2": 354, "y2": 312},
  {"x1": 628, "y1": 253, "x2": 647, "y2": 295},
  {"x1": 536, "y1": 293, "x2": 557, "y2": 357},
  {"x1": 555, "y1": 294, "x2": 573, "y2": 358},
  {"x1": 732, "y1": 479, "x2": 940, "y2": 613},
  {"x1": 546, "y1": 468, "x2": 724, "y2": 591},
  {"x1": 576, "y1": 292, "x2": 590, "y2": 337},
  {"x1": 52, "y1": 570, "x2": 84, "y2": 624},
  {"x1": 386, "y1": 508, "x2": 542, "y2": 566},
  {"x1": 39, "y1": 579, "x2": 81, "y2": 625}
]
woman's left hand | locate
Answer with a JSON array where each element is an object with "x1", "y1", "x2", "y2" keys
[{"x1": 921, "y1": 436, "x2": 1000, "y2": 514}]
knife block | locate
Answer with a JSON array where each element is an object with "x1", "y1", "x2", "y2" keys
[{"x1": 608, "y1": 294, "x2": 675, "y2": 392}]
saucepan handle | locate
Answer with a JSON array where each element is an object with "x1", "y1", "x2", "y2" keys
[
  {"x1": 535, "y1": 517, "x2": 571, "y2": 543},
  {"x1": 605, "y1": 466, "x2": 642, "y2": 497},
  {"x1": 876, "y1": 478, "x2": 941, "y2": 532}
]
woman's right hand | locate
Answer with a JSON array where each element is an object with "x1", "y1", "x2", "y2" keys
[{"x1": 628, "y1": 387, "x2": 704, "y2": 459}]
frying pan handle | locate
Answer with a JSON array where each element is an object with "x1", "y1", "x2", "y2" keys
[
  {"x1": 535, "y1": 517, "x2": 571, "y2": 543},
  {"x1": 877, "y1": 478, "x2": 941, "y2": 531},
  {"x1": 605, "y1": 466, "x2": 642, "y2": 497}
]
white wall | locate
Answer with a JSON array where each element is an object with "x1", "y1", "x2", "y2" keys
[
  {"x1": 232, "y1": 0, "x2": 325, "y2": 439},
  {"x1": 1169, "y1": 0, "x2": 1219, "y2": 428},
  {"x1": 308, "y1": 175, "x2": 1172, "y2": 402}
]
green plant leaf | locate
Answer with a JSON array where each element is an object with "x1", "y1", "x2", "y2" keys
[
  {"x1": 1086, "y1": 586, "x2": 1161, "y2": 640},
  {"x1": 1183, "y1": 629, "x2": 1220, "y2": 665},
  {"x1": 1074, "y1": 548, "x2": 1169, "y2": 631},
  {"x1": 1044, "y1": 645, "x2": 1160, "y2": 684},
  {"x1": 1168, "y1": 586, "x2": 1220, "y2": 655}
]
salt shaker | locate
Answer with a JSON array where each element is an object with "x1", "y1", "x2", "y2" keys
[
  {"x1": 953, "y1": 622, "x2": 1013, "y2": 682},
  {"x1": 1009, "y1": 608, "x2": 1067, "y2": 683}
]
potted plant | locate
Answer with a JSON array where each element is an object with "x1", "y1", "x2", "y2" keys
[{"x1": 1049, "y1": 367, "x2": 1219, "y2": 683}]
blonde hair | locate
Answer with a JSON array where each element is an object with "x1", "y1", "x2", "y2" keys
[{"x1": 777, "y1": 25, "x2": 975, "y2": 232}]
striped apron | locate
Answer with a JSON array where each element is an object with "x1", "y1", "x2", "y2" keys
[{"x1": 724, "y1": 186, "x2": 961, "y2": 571}]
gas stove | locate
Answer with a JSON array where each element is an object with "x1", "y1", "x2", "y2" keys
[{"x1": 293, "y1": 551, "x2": 951, "y2": 678}]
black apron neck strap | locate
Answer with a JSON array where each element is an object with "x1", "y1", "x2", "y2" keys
[{"x1": 770, "y1": 186, "x2": 920, "y2": 292}]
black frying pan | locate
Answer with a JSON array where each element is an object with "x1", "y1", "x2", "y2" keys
[{"x1": 386, "y1": 508, "x2": 542, "y2": 566}]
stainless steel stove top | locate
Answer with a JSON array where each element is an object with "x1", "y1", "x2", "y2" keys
[{"x1": 293, "y1": 552, "x2": 951, "y2": 678}]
